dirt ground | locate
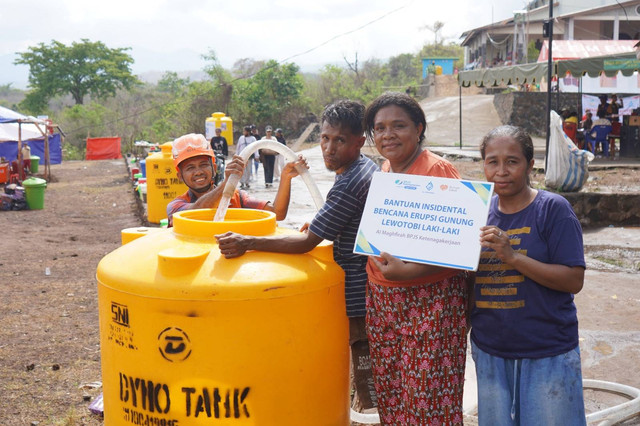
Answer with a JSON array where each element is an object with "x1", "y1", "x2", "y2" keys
[{"x1": 0, "y1": 156, "x2": 638, "y2": 425}]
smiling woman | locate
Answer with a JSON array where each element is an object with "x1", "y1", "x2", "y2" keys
[
  {"x1": 472, "y1": 125, "x2": 587, "y2": 425},
  {"x1": 362, "y1": 92, "x2": 470, "y2": 425}
]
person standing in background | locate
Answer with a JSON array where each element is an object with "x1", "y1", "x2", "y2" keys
[
  {"x1": 250, "y1": 124, "x2": 261, "y2": 181},
  {"x1": 210, "y1": 127, "x2": 228, "y2": 157},
  {"x1": 236, "y1": 126, "x2": 257, "y2": 189},
  {"x1": 259, "y1": 126, "x2": 277, "y2": 188}
]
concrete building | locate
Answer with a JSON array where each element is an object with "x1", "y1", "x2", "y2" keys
[{"x1": 461, "y1": 0, "x2": 640, "y2": 69}]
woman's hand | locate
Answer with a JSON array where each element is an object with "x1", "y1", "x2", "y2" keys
[
  {"x1": 480, "y1": 226, "x2": 515, "y2": 263},
  {"x1": 371, "y1": 252, "x2": 434, "y2": 281}
]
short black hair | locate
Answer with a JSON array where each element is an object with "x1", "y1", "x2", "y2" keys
[
  {"x1": 321, "y1": 100, "x2": 365, "y2": 136},
  {"x1": 243, "y1": 125, "x2": 251, "y2": 132},
  {"x1": 480, "y1": 125, "x2": 534, "y2": 164},
  {"x1": 364, "y1": 92, "x2": 427, "y2": 144}
]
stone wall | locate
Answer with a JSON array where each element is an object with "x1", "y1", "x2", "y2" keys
[
  {"x1": 493, "y1": 92, "x2": 582, "y2": 136},
  {"x1": 563, "y1": 193, "x2": 640, "y2": 227}
]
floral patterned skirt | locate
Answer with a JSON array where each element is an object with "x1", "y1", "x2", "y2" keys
[{"x1": 366, "y1": 272, "x2": 468, "y2": 425}]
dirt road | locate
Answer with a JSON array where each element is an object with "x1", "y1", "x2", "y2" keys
[{"x1": 0, "y1": 145, "x2": 639, "y2": 424}]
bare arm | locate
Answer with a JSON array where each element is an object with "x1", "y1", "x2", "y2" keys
[
  {"x1": 370, "y1": 252, "x2": 447, "y2": 281},
  {"x1": 480, "y1": 226, "x2": 584, "y2": 294},
  {"x1": 215, "y1": 229, "x2": 323, "y2": 259},
  {"x1": 263, "y1": 155, "x2": 308, "y2": 220}
]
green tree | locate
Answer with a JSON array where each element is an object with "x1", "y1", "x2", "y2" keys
[
  {"x1": 232, "y1": 60, "x2": 304, "y2": 126},
  {"x1": 15, "y1": 39, "x2": 139, "y2": 112}
]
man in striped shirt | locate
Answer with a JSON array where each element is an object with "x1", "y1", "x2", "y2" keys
[{"x1": 216, "y1": 100, "x2": 379, "y2": 409}]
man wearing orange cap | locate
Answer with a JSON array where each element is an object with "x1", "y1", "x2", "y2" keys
[{"x1": 166, "y1": 133, "x2": 306, "y2": 226}]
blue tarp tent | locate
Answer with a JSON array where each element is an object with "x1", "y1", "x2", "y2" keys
[
  {"x1": 0, "y1": 106, "x2": 62, "y2": 180},
  {"x1": 0, "y1": 133, "x2": 62, "y2": 164}
]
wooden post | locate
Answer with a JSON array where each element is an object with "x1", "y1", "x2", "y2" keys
[{"x1": 17, "y1": 122, "x2": 24, "y2": 181}]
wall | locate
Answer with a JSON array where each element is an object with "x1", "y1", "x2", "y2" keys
[
  {"x1": 564, "y1": 192, "x2": 640, "y2": 227},
  {"x1": 493, "y1": 92, "x2": 583, "y2": 136}
]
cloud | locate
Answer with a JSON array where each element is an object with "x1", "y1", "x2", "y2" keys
[{"x1": 0, "y1": 0, "x2": 520, "y2": 84}]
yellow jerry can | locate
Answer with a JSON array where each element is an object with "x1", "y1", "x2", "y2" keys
[{"x1": 145, "y1": 142, "x2": 188, "y2": 224}]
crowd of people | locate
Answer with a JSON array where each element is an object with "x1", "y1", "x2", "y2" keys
[{"x1": 166, "y1": 93, "x2": 587, "y2": 425}]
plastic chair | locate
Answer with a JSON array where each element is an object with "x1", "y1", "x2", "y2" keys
[
  {"x1": 608, "y1": 121, "x2": 621, "y2": 158},
  {"x1": 585, "y1": 125, "x2": 612, "y2": 156},
  {"x1": 562, "y1": 121, "x2": 578, "y2": 145}
]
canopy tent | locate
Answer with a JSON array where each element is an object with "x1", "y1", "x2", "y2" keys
[
  {"x1": 557, "y1": 52, "x2": 640, "y2": 78},
  {"x1": 0, "y1": 106, "x2": 62, "y2": 180},
  {"x1": 458, "y1": 52, "x2": 640, "y2": 87},
  {"x1": 0, "y1": 134, "x2": 62, "y2": 165},
  {"x1": 458, "y1": 62, "x2": 548, "y2": 88},
  {"x1": 455, "y1": 51, "x2": 640, "y2": 164},
  {"x1": 538, "y1": 40, "x2": 638, "y2": 62}
]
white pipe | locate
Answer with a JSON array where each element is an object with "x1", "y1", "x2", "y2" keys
[
  {"x1": 463, "y1": 380, "x2": 640, "y2": 425},
  {"x1": 213, "y1": 139, "x2": 325, "y2": 222},
  {"x1": 584, "y1": 379, "x2": 640, "y2": 425},
  {"x1": 350, "y1": 408, "x2": 380, "y2": 424}
]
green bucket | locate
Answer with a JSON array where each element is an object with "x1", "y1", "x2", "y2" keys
[
  {"x1": 30, "y1": 156, "x2": 40, "y2": 174},
  {"x1": 22, "y1": 177, "x2": 47, "y2": 210}
]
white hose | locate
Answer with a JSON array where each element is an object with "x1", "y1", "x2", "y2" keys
[
  {"x1": 584, "y1": 379, "x2": 640, "y2": 425},
  {"x1": 350, "y1": 408, "x2": 380, "y2": 424},
  {"x1": 462, "y1": 379, "x2": 640, "y2": 425},
  {"x1": 213, "y1": 139, "x2": 325, "y2": 222}
]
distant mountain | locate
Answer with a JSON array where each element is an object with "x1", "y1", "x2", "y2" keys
[{"x1": 137, "y1": 70, "x2": 209, "y2": 85}]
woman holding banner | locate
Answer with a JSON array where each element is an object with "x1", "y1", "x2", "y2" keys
[
  {"x1": 471, "y1": 125, "x2": 586, "y2": 425},
  {"x1": 363, "y1": 92, "x2": 470, "y2": 425}
]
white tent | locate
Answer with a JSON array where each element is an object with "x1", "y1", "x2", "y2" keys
[
  {"x1": 0, "y1": 121, "x2": 43, "y2": 142},
  {"x1": 0, "y1": 106, "x2": 52, "y2": 180}
]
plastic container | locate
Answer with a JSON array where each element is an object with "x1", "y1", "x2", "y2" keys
[
  {"x1": 97, "y1": 209, "x2": 349, "y2": 425},
  {"x1": 140, "y1": 159, "x2": 146, "y2": 178},
  {"x1": 131, "y1": 167, "x2": 140, "y2": 180},
  {"x1": 138, "y1": 182, "x2": 147, "y2": 203},
  {"x1": 22, "y1": 177, "x2": 46, "y2": 210},
  {"x1": 205, "y1": 112, "x2": 234, "y2": 146},
  {"x1": 0, "y1": 163, "x2": 9, "y2": 184},
  {"x1": 29, "y1": 156, "x2": 40, "y2": 174},
  {"x1": 120, "y1": 226, "x2": 163, "y2": 245},
  {"x1": 145, "y1": 142, "x2": 187, "y2": 224}
]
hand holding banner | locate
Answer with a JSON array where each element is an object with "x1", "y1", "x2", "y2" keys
[{"x1": 354, "y1": 172, "x2": 494, "y2": 271}]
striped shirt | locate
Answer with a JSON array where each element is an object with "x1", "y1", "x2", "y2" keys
[
  {"x1": 309, "y1": 154, "x2": 379, "y2": 317},
  {"x1": 166, "y1": 187, "x2": 268, "y2": 226}
]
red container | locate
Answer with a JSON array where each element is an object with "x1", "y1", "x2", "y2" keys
[
  {"x1": 131, "y1": 167, "x2": 140, "y2": 180},
  {"x1": 0, "y1": 163, "x2": 9, "y2": 184}
]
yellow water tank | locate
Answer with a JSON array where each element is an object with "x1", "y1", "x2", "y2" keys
[
  {"x1": 435, "y1": 65, "x2": 443, "y2": 75},
  {"x1": 145, "y1": 142, "x2": 188, "y2": 224},
  {"x1": 97, "y1": 208, "x2": 350, "y2": 425},
  {"x1": 205, "y1": 112, "x2": 234, "y2": 146}
]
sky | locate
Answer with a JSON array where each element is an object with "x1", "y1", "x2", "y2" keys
[{"x1": 0, "y1": 0, "x2": 524, "y2": 88}]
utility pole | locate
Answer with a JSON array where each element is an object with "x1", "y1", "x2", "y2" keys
[{"x1": 544, "y1": 0, "x2": 554, "y2": 171}]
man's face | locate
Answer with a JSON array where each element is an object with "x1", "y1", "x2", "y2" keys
[
  {"x1": 319, "y1": 122, "x2": 365, "y2": 174},
  {"x1": 215, "y1": 129, "x2": 222, "y2": 136},
  {"x1": 177, "y1": 155, "x2": 214, "y2": 195}
]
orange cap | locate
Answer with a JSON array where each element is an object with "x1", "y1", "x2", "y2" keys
[{"x1": 172, "y1": 133, "x2": 214, "y2": 170}]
